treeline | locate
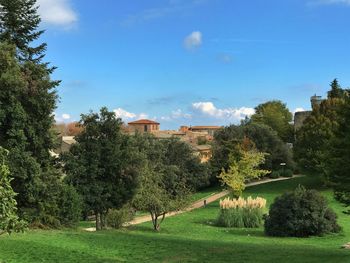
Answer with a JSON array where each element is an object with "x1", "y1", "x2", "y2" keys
[{"x1": 294, "y1": 79, "x2": 350, "y2": 213}]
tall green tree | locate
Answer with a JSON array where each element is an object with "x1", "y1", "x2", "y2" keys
[
  {"x1": 62, "y1": 108, "x2": 140, "y2": 231},
  {"x1": 250, "y1": 100, "x2": 293, "y2": 142},
  {"x1": 0, "y1": 147, "x2": 26, "y2": 235},
  {"x1": 294, "y1": 80, "x2": 347, "y2": 182},
  {"x1": 0, "y1": 0, "x2": 61, "y2": 223},
  {"x1": 326, "y1": 97, "x2": 350, "y2": 212}
]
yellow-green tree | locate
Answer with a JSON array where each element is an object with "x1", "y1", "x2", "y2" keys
[{"x1": 218, "y1": 148, "x2": 269, "y2": 196}]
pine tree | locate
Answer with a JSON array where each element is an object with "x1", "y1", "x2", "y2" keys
[
  {"x1": 328, "y1": 79, "x2": 344, "y2": 99},
  {"x1": 0, "y1": 0, "x2": 61, "y2": 224}
]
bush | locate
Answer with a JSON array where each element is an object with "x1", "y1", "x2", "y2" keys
[
  {"x1": 58, "y1": 183, "x2": 83, "y2": 227},
  {"x1": 217, "y1": 197, "x2": 266, "y2": 228},
  {"x1": 106, "y1": 206, "x2": 134, "y2": 229},
  {"x1": 281, "y1": 169, "x2": 293, "y2": 177},
  {"x1": 269, "y1": 170, "x2": 280, "y2": 179},
  {"x1": 264, "y1": 185, "x2": 341, "y2": 237}
]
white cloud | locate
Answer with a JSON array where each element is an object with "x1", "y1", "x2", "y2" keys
[
  {"x1": 218, "y1": 53, "x2": 233, "y2": 64},
  {"x1": 54, "y1": 112, "x2": 71, "y2": 122},
  {"x1": 184, "y1": 31, "x2": 202, "y2": 50},
  {"x1": 160, "y1": 109, "x2": 192, "y2": 122},
  {"x1": 62, "y1": 113, "x2": 71, "y2": 120},
  {"x1": 192, "y1": 102, "x2": 255, "y2": 121},
  {"x1": 113, "y1": 108, "x2": 148, "y2": 121},
  {"x1": 309, "y1": 0, "x2": 350, "y2": 5},
  {"x1": 294, "y1": 107, "x2": 306, "y2": 113},
  {"x1": 36, "y1": 0, "x2": 77, "y2": 27}
]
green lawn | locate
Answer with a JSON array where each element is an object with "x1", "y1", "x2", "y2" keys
[{"x1": 1, "y1": 176, "x2": 349, "y2": 263}]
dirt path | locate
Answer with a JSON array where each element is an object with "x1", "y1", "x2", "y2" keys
[
  {"x1": 83, "y1": 175, "x2": 303, "y2": 231},
  {"x1": 126, "y1": 175, "x2": 303, "y2": 226}
]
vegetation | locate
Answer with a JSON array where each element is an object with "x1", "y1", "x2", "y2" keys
[
  {"x1": 217, "y1": 196, "x2": 266, "y2": 228},
  {"x1": 0, "y1": 147, "x2": 26, "y2": 235},
  {"x1": 294, "y1": 79, "x2": 350, "y2": 212},
  {"x1": 0, "y1": 177, "x2": 350, "y2": 262},
  {"x1": 265, "y1": 185, "x2": 340, "y2": 237},
  {"x1": 62, "y1": 108, "x2": 140, "y2": 231},
  {"x1": 218, "y1": 144, "x2": 269, "y2": 196},
  {"x1": 211, "y1": 123, "x2": 293, "y2": 179},
  {"x1": 250, "y1": 100, "x2": 294, "y2": 142},
  {"x1": 106, "y1": 206, "x2": 134, "y2": 229}
]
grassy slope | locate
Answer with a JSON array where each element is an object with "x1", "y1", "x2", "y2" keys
[{"x1": 1, "y1": 176, "x2": 349, "y2": 263}]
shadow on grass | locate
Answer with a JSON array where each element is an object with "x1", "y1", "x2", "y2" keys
[{"x1": 2, "y1": 229, "x2": 348, "y2": 263}]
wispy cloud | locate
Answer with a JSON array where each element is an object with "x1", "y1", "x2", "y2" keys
[
  {"x1": 121, "y1": 0, "x2": 209, "y2": 26},
  {"x1": 36, "y1": 0, "x2": 78, "y2": 28},
  {"x1": 217, "y1": 53, "x2": 233, "y2": 64},
  {"x1": 184, "y1": 31, "x2": 202, "y2": 50},
  {"x1": 211, "y1": 38, "x2": 293, "y2": 44}
]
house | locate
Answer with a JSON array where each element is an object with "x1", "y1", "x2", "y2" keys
[
  {"x1": 188, "y1": 126, "x2": 222, "y2": 136},
  {"x1": 127, "y1": 119, "x2": 160, "y2": 133},
  {"x1": 193, "y1": 144, "x2": 212, "y2": 163}
]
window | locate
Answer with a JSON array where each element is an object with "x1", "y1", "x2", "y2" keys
[{"x1": 144, "y1": 125, "x2": 148, "y2": 132}]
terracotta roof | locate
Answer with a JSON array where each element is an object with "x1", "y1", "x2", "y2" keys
[
  {"x1": 190, "y1": 126, "x2": 221, "y2": 130},
  {"x1": 128, "y1": 119, "x2": 160, "y2": 125}
]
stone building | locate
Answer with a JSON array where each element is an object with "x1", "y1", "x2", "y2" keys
[
  {"x1": 127, "y1": 119, "x2": 160, "y2": 133},
  {"x1": 294, "y1": 95, "x2": 324, "y2": 131}
]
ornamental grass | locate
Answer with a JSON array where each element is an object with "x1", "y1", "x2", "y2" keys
[{"x1": 217, "y1": 196, "x2": 267, "y2": 228}]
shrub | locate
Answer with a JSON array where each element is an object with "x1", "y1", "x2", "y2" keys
[
  {"x1": 106, "y1": 206, "x2": 134, "y2": 229},
  {"x1": 58, "y1": 184, "x2": 83, "y2": 227},
  {"x1": 269, "y1": 170, "x2": 280, "y2": 179},
  {"x1": 217, "y1": 196, "x2": 266, "y2": 228},
  {"x1": 281, "y1": 169, "x2": 293, "y2": 177},
  {"x1": 264, "y1": 185, "x2": 341, "y2": 237}
]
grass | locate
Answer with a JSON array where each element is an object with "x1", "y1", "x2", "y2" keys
[{"x1": 1, "y1": 176, "x2": 349, "y2": 263}]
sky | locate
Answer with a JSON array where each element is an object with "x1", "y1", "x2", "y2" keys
[{"x1": 37, "y1": 0, "x2": 350, "y2": 129}]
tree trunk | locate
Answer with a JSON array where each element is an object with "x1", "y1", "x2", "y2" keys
[
  {"x1": 100, "y1": 212, "x2": 107, "y2": 229},
  {"x1": 150, "y1": 212, "x2": 166, "y2": 231},
  {"x1": 96, "y1": 212, "x2": 101, "y2": 231}
]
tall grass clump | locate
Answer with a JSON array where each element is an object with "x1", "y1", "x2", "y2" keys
[{"x1": 217, "y1": 196, "x2": 266, "y2": 228}]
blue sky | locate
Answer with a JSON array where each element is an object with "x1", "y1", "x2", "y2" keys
[{"x1": 38, "y1": 0, "x2": 350, "y2": 129}]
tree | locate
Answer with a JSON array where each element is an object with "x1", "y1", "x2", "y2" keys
[
  {"x1": 0, "y1": 147, "x2": 26, "y2": 235},
  {"x1": 133, "y1": 163, "x2": 190, "y2": 231},
  {"x1": 327, "y1": 79, "x2": 344, "y2": 99},
  {"x1": 62, "y1": 108, "x2": 140, "y2": 231},
  {"x1": 250, "y1": 100, "x2": 293, "y2": 142},
  {"x1": 0, "y1": 0, "x2": 46, "y2": 61},
  {"x1": 217, "y1": 145, "x2": 269, "y2": 196},
  {"x1": 211, "y1": 123, "x2": 293, "y2": 182},
  {"x1": 243, "y1": 123, "x2": 294, "y2": 171},
  {"x1": 294, "y1": 80, "x2": 346, "y2": 182},
  {"x1": 161, "y1": 138, "x2": 210, "y2": 190},
  {"x1": 326, "y1": 97, "x2": 350, "y2": 212},
  {"x1": 0, "y1": 0, "x2": 61, "y2": 224}
]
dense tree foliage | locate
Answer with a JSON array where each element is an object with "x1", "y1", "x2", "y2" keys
[
  {"x1": 62, "y1": 108, "x2": 141, "y2": 230},
  {"x1": 265, "y1": 186, "x2": 340, "y2": 237},
  {"x1": 211, "y1": 123, "x2": 293, "y2": 181},
  {"x1": 294, "y1": 79, "x2": 350, "y2": 212},
  {"x1": 326, "y1": 97, "x2": 350, "y2": 212},
  {"x1": 0, "y1": 147, "x2": 26, "y2": 235},
  {"x1": 217, "y1": 145, "x2": 269, "y2": 196},
  {"x1": 294, "y1": 80, "x2": 347, "y2": 182},
  {"x1": 133, "y1": 163, "x2": 190, "y2": 231},
  {"x1": 250, "y1": 100, "x2": 294, "y2": 142},
  {"x1": 0, "y1": 0, "x2": 66, "y2": 226}
]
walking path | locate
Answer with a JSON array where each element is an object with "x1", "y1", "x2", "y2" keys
[{"x1": 84, "y1": 175, "x2": 303, "y2": 232}]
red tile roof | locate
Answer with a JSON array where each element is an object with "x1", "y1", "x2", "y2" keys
[{"x1": 128, "y1": 119, "x2": 160, "y2": 125}]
